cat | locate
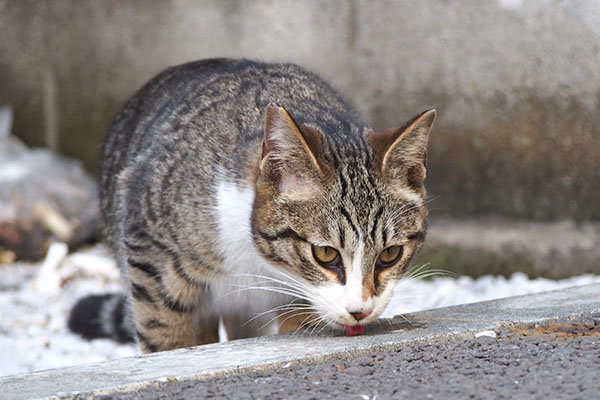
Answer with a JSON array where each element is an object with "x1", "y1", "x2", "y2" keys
[{"x1": 68, "y1": 58, "x2": 436, "y2": 353}]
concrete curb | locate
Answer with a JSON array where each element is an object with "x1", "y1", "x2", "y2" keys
[{"x1": 4, "y1": 284, "x2": 600, "y2": 400}]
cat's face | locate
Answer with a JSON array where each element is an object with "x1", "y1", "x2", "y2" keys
[{"x1": 252, "y1": 103, "x2": 435, "y2": 333}]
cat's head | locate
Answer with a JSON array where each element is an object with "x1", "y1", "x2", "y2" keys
[{"x1": 251, "y1": 103, "x2": 436, "y2": 333}]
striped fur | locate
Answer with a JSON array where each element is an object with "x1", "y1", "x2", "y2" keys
[{"x1": 69, "y1": 59, "x2": 435, "y2": 352}]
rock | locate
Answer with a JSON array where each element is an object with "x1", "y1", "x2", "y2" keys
[{"x1": 0, "y1": 106, "x2": 102, "y2": 260}]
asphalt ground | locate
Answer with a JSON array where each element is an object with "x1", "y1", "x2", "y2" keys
[{"x1": 97, "y1": 322, "x2": 600, "y2": 400}]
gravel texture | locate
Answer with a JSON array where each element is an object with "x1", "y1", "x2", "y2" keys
[{"x1": 103, "y1": 327, "x2": 600, "y2": 400}]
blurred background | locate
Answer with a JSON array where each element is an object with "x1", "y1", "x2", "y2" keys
[{"x1": 0, "y1": 0, "x2": 599, "y2": 375}]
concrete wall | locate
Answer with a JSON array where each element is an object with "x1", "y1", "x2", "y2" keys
[{"x1": 1, "y1": 0, "x2": 599, "y2": 221}]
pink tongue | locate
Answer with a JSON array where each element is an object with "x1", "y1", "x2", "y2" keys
[{"x1": 344, "y1": 324, "x2": 366, "y2": 336}]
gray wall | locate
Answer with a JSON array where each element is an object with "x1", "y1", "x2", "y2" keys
[{"x1": 1, "y1": 0, "x2": 599, "y2": 221}]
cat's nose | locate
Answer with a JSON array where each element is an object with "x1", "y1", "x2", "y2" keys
[{"x1": 349, "y1": 311, "x2": 372, "y2": 321}]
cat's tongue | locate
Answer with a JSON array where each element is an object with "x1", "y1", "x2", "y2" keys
[{"x1": 344, "y1": 324, "x2": 366, "y2": 336}]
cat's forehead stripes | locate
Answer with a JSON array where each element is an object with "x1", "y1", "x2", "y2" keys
[
  {"x1": 338, "y1": 206, "x2": 360, "y2": 243},
  {"x1": 369, "y1": 206, "x2": 384, "y2": 241},
  {"x1": 325, "y1": 138, "x2": 381, "y2": 244}
]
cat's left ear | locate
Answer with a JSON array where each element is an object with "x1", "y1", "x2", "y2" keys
[{"x1": 368, "y1": 108, "x2": 436, "y2": 190}]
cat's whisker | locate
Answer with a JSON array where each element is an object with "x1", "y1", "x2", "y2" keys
[
  {"x1": 310, "y1": 316, "x2": 332, "y2": 336},
  {"x1": 306, "y1": 319, "x2": 323, "y2": 336},
  {"x1": 230, "y1": 272, "x2": 323, "y2": 307},
  {"x1": 394, "y1": 313, "x2": 415, "y2": 326},
  {"x1": 245, "y1": 301, "x2": 312, "y2": 322},
  {"x1": 402, "y1": 262, "x2": 459, "y2": 281},
  {"x1": 315, "y1": 318, "x2": 336, "y2": 336},
  {"x1": 388, "y1": 294, "x2": 420, "y2": 303},
  {"x1": 233, "y1": 272, "x2": 311, "y2": 295},
  {"x1": 222, "y1": 281, "x2": 306, "y2": 297},
  {"x1": 261, "y1": 268, "x2": 314, "y2": 291},
  {"x1": 271, "y1": 309, "x2": 318, "y2": 332},
  {"x1": 256, "y1": 308, "x2": 315, "y2": 331},
  {"x1": 297, "y1": 318, "x2": 314, "y2": 337},
  {"x1": 404, "y1": 262, "x2": 431, "y2": 276},
  {"x1": 274, "y1": 305, "x2": 315, "y2": 321},
  {"x1": 298, "y1": 312, "x2": 326, "y2": 336},
  {"x1": 402, "y1": 270, "x2": 458, "y2": 283},
  {"x1": 405, "y1": 265, "x2": 447, "y2": 278},
  {"x1": 387, "y1": 201, "x2": 417, "y2": 221},
  {"x1": 304, "y1": 308, "x2": 334, "y2": 336},
  {"x1": 222, "y1": 281, "x2": 311, "y2": 299},
  {"x1": 241, "y1": 276, "x2": 309, "y2": 296},
  {"x1": 229, "y1": 279, "x2": 308, "y2": 296},
  {"x1": 226, "y1": 285, "x2": 313, "y2": 303},
  {"x1": 385, "y1": 197, "x2": 436, "y2": 233},
  {"x1": 228, "y1": 272, "x2": 309, "y2": 292},
  {"x1": 385, "y1": 262, "x2": 458, "y2": 327},
  {"x1": 240, "y1": 280, "x2": 315, "y2": 302},
  {"x1": 243, "y1": 302, "x2": 312, "y2": 326}
]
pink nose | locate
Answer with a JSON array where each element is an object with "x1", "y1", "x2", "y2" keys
[{"x1": 349, "y1": 311, "x2": 372, "y2": 321}]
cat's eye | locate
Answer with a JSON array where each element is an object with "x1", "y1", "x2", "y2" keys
[
  {"x1": 312, "y1": 245, "x2": 340, "y2": 266},
  {"x1": 376, "y1": 245, "x2": 403, "y2": 269}
]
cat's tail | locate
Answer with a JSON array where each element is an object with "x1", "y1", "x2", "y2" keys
[{"x1": 68, "y1": 293, "x2": 136, "y2": 344}]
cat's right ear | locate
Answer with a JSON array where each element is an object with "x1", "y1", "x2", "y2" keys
[{"x1": 259, "y1": 103, "x2": 324, "y2": 197}]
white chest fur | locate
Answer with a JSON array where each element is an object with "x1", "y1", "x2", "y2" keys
[{"x1": 210, "y1": 180, "x2": 294, "y2": 317}]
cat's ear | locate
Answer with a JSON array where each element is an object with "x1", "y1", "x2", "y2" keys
[
  {"x1": 368, "y1": 108, "x2": 436, "y2": 190},
  {"x1": 259, "y1": 103, "x2": 324, "y2": 197}
]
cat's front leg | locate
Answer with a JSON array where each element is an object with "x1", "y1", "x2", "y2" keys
[{"x1": 124, "y1": 246, "x2": 219, "y2": 352}]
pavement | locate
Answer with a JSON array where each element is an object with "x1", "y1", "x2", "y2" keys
[{"x1": 3, "y1": 283, "x2": 600, "y2": 400}]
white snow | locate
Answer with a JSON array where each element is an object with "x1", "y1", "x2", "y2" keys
[
  {"x1": 0, "y1": 244, "x2": 137, "y2": 377},
  {"x1": 1, "y1": 243, "x2": 598, "y2": 377}
]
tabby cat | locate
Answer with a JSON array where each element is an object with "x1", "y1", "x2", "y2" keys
[{"x1": 68, "y1": 58, "x2": 436, "y2": 353}]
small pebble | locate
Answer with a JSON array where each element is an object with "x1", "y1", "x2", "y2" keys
[{"x1": 475, "y1": 330, "x2": 497, "y2": 339}]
